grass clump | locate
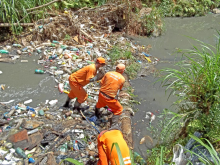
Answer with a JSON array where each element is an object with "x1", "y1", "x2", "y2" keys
[
  {"x1": 107, "y1": 44, "x2": 141, "y2": 79},
  {"x1": 146, "y1": 32, "x2": 220, "y2": 164}
]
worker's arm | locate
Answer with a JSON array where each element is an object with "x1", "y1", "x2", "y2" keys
[
  {"x1": 97, "y1": 137, "x2": 108, "y2": 165},
  {"x1": 90, "y1": 68, "x2": 105, "y2": 82},
  {"x1": 86, "y1": 65, "x2": 96, "y2": 83}
]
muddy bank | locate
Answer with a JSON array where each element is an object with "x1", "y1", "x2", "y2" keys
[{"x1": 131, "y1": 13, "x2": 220, "y2": 159}]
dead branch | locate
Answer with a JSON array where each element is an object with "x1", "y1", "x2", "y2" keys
[{"x1": 26, "y1": 0, "x2": 63, "y2": 12}]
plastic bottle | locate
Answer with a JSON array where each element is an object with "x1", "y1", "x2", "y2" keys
[
  {"x1": 51, "y1": 43, "x2": 56, "y2": 47},
  {"x1": 27, "y1": 128, "x2": 39, "y2": 135},
  {"x1": 15, "y1": 147, "x2": 27, "y2": 159},
  {"x1": 49, "y1": 55, "x2": 57, "y2": 60},
  {"x1": 52, "y1": 40, "x2": 59, "y2": 44},
  {"x1": 50, "y1": 66, "x2": 57, "y2": 70},
  {"x1": 0, "y1": 50, "x2": 9, "y2": 54},
  {"x1": 26, "y1": 106, "x2": 35, "y2": 112},
  {"x1": 22, "y1": 47, "x2": 28, "y2": 52},
  {"x1": 24, "y1": 99, "x2": 33, "y2": 105},
  {"x1": 12, "y1": 44, "x2": 21, "y2": 47},
  {"x1": 71, "y1": 48, "x2": 79, "y2": 51},
  {"x1": 73, "y1": 140, "x2": 79, "y2": 151},
  {"x1": 56, "y1": 48, "x2": 63, "y2": 55},
  {"x1": 37, "y1": 49, "x2": 41, "y2": 54},
  {"x1": 49, "y1": 99, "x2": 58, "y2": 107},
  {"x1": 133, "y1": 152, "x2": 147, "y2": 165},
  {"x1": 35, "y1": 69, "x2": 44, "y2": 74},
  {"x1": 61, "y1": 45, "x2": 67, "y2": 50},
  {"x1": 55, "y1": 70, "x2": 64, "y2": 75},
  {"x1": 87, "y1": 60, "x2": 94, "y2": 64}
]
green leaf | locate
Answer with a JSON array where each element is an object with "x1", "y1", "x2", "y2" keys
[
  {"x1": 110, "y1": 143, "x2": 125, "y2": 165},
  {"x1": 59, "y1": 158, "x2": 84, "y2": 165}
]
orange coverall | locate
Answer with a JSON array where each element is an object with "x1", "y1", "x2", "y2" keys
[
  {"x1": 97, "y1": 130, "x2": 131, "y2": 165},
  {"x1": 68, "y1": 64, "x2": 97, "y2": 103},
  {"x1": 96, "y1": 71, "x2": 125, "y2": 115}
]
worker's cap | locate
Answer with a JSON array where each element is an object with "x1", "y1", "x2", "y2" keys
[
  {"x1": 96, "y1": 57, "x2": 105, "y2": 64},
  {"x1": 116, "y1": 63, "x2": 125, "y2": 72}
]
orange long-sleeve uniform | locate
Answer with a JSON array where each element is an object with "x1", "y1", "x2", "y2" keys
[
  {"x1": 68, "y1": 64, "x2": 97, "y2": 103},
  {"x1": 96, "y1": 71, "x2": 125, "y2": 115},
  {"x1": 97, "y1": 130, "x2": 131, "y2": 165}
]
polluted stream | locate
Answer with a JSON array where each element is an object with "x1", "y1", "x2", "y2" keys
[
  {"x1": 0, "y1": 13, "x2": 219, "y2": 164},
  {"x1": 130, "y1": 13, "x2": 220, "y2": 159}
]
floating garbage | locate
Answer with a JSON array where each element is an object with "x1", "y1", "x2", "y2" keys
[{"x1": 145, "y1": 112, "x2": 156, "y2": 124}]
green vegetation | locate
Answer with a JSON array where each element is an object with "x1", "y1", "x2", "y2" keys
[
  {"x1": 146, "y1": 33, "x2": 220, "y2": 164},
  {"x1": 107, "y1": 45, "x2": 141, "y2": 79},
  {"x1": 143, "y1": 0, "x2": 220, "y2": 17}
]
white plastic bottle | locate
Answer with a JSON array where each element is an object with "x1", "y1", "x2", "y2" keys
[{"x1": 49, "y1": 99, "x2": 58, "y2": 107}]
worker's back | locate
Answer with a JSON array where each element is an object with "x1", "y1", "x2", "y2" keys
[
  {"x1": 69, "y1": 64, "x2": 96, "y2": 86},
  {"x1": 99, "y1": 130, "x2": 131, "y2": 165},
  {"x1": 100, "y1": 71, "x2": 125, "y2": 98}
]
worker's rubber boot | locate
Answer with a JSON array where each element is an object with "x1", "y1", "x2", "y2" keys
[
  {"x1": 95, "y1": 107, "x2": 101, "y2": 119},
  {"x1": 110, "y1": 115, "x2": 120, "y2": 127},
  {"x1": 63, "y1": 96, "x2": 71, "y2": 108},
  {"x1": 73, "y1": 99, "x2": 89, "y2": 112}
]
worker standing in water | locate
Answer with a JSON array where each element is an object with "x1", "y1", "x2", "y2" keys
[
  {"x1": 95, "y1": 64, "x2": 126, "y2": 125},
  {"x1": 63, "y1": 57, "x2": 106, "y2": 111}
]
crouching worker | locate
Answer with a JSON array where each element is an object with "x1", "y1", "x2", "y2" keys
[
  {"x1": 95, "y1": 64, "x2": 125, "y2": 125},
  {"x1": 63, "y1": 57, "x2": 106, "y2": 111},
  {"x1": 97, "y1": 129, "x2": 131, "y2": 165}
]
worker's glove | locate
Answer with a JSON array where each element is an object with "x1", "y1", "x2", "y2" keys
[{"x1": 90, "y1": 68, "x2": 106, "y2": 82}]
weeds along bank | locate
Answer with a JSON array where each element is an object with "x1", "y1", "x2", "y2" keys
[
  {"x1": 144, "y1": 34, "x2": 220, "y2": 164},
  {"x1": 1, "y1": 0, "x2": 220, "y2": 41}
]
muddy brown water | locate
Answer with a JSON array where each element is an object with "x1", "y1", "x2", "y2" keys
[
  {"x1": 0, "y1": 13, "x2": 220, "y2": 159},
  {"x1": 130, "y1": 13, "x2": 220, "y2": 159}
]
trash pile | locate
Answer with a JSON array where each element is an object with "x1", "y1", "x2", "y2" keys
[
  {"x1": 0, "y1": 34, "x2": 152, "y2": 164},
  {"x1": 0, "y1": 2, "x2": 161, "y2": 164},
  {"x1": 0, "y1": 97, "x2": 116, "y2": 165}
]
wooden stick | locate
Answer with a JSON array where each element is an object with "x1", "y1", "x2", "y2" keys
[
  {"x1": 26, "y1": 0, "x2": 63, "y2": 12},
  {"x1": 0, "y1": 23, "x2": 34, "y2": 27}
]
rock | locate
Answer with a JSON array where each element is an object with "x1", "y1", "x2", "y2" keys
[{"x1": 213, "y1": 8, "x2": 220, "y2": 14}]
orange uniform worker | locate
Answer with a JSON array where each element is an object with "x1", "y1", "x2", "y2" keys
[
  {"x1": 97, "y1": 129, "x2": 131, "y2": 165},
  {"x1": 95, "y1": 64, "x2": 125, "y2": 124},
  {"x1": 63, "y1": 57, "x2": 105, "y2": 111}
]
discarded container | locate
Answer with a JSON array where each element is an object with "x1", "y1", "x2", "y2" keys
[
  {"x1": 0, "y1": 71, "x2": 2, "y2": 74},
  {"x1": 26, "y1": 106, "x2": 35, "y2": 112},
  {"x1": 49, "y1": 55, "x2": 58, "y2": 60},
  {"x1": 13, "y1": 44, "x2": 22, "y2": 47},
  {"x1": 29, "y1": 157, "x2": 35, "y2": 163},
  {"x1": 133, "y1": 152, "x2": 147, "y2": 165},
  {"x1": 50, "y1": 66, "x2": 57, "y2": 70},
  {"x1": 45, "y1": 114, "x2": 54, "y2": 120},
  {"x1": 24, "y1": 99, "x2": 33, "y2": 105},
  {"x1": 38, "y1": 109, "x2": 44, "y2": 116},
  {"x1": 35, "y1": 69, "x2": 44, "y2": 74},
  {"x1": 15, "y1": 147, "x2": 27, "y2": 159},
  {"x1": 55, "y1": 70, "x2": 64, "y2": 75},
  {"x1": 27, "y1": 128, "x2": 39, "y2": 135},
  {"x1": 73, "y1": 140, "x2": 79, "y2": 151},
  {"x1": 52, "y1": 40, "x2": 59, "y2": 44},
  {"x1": 49, "y1": 99, "x2": 58, "y2": 107},
  {"x1": 0, "y1": 50, "x2": 9, "y2": 54}
]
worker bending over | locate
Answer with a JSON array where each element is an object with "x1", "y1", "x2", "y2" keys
[
  {"x1": 95, "y1": 64, "x2": 125, "y2": 125},
  {"x1": 63, "y1": 57, "x2": 106, "y2": 111},
  {"x1": 97, "y1": 129, "x2": 131, "y2": 165}
]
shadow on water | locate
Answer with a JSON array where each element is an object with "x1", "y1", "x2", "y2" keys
[{"x1": 130, "y1": 13, "x2": 220, "y2": 159}]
